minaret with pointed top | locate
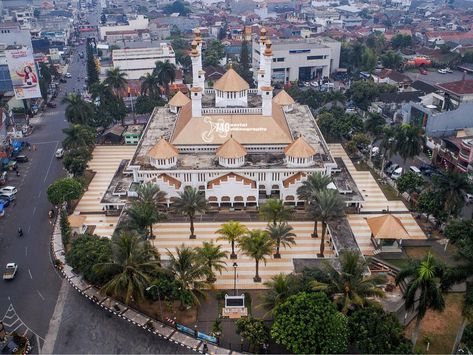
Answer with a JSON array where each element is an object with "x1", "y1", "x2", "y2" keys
[
  {"x1": 193, "y1": 28, "x2": 205, "y2": 90},
  {"x1": 262, "y1": 39, "x2": 273, "y2": 88},
  {"x1": 257, "y1": 27, "x2": 267, "y2": 94}
]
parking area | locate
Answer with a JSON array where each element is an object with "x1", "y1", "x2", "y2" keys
[{"x1": 405, "y1": 69, "x2": 471, "y2": 85}]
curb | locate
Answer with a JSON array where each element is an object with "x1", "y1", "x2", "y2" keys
[{"x1": 49, "y1": 220, "x2": 233, "y2": 355}]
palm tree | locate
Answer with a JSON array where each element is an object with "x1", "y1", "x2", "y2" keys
[
  {"x1": 140, "y1": 72, "x2": 160, "y2": 98},
  {"x1": 395, "y1": 124, "x2": 425, "y2": 163},
  {"x1": 173, "y1": 187, "x2": 208, "y2": 239},
  {"x1": 136, "y1": 182, "x2": 167, "y2": 208},
  {"x1": 311, "y1": 250, "x2": 386, "y2": 313},
  {"x1": 167, "y1": 245, "x2": 210, "y2": 306},
  {"x1": 297, "y1": 172, "x2": 331, "y2": 237},
  {"x1": 104, "y1": 67, "x2": 128, "y2": 96},
  {"x1": 239, "y1": 230, "x2": 274, "y2": 282},
  {"x1": 126, "y1": 201, "x2": 164, "y2": 239},
  {"x1": 259, "y1": 198, "x2": 292, "y2": 225},
  {"x1": 433, "y1": 171, "x2": 472, "y2": 217},
  {"x1": 216, "y1": 220, "x2": 248, "y2": 259},
  {"x1": 196, "y1": 241, "x2": 228, "y2": 282},
  {"x1": 311, "y1": 189, "x2": 345, "y2": 257},
  {"x1": 93, "y1": 232, "x2": 161, "y2": 304},
  {"x1": 260, "y1": 273, "x2": 301, "y2": 316},
  {"x1": 154, "y1": 60, "x2": 176, "y2": 96},
  {"x1": 379, "y1": 125, "x2": 396, "y2": 173},
  {"x1": 364, "y1": 113, "x2": 385, "y2": 161},
  {"x1": 266, "y1": 222, "x2": 296, "y2": 258},
  {"x1": 62, "y1": 93, "x2": 94, "y2": 125},
  {"x1": 395, "y1": 253, "x2": 446, "y2": 348},
  {"x1": 88, "y1": 81, "x2": 112, "y2": 102},
  {"x1": 62, "y1": 124, "x2": 95, "y2": 150}
]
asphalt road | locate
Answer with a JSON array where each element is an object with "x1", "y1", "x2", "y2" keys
[{"x1": 1, "y1": 7, "x2": 191, "y2": 354}]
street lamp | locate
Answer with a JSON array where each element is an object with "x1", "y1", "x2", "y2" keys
[
  {"x1": 146, "y1": 285, "x2": 164, "y2": 327},
  {"x1": 233, "y1": 262, "x2": 238, "y2": 296}
]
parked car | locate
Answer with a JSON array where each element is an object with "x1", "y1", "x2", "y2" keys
[
  {"x1": 465, "y1": 193, "x2": 473, "y2": 203},
  {"x1": 65, "y1": 72, "x2": 72, "y2": 78},
  {"x1": 0, "y1": 197, "x2": 10, "y2": 207},
  {"x1": 386, "y1": 163, "x2": 399, "y2": 175},
  {"x1": 438, "y1": 68, "x2": 447, "y2": 74},
  {"x1": 391, "y1": 167, "x2": 403, "y2": 180},
  {"x1": 14, "y1": 155, "x2": 28, "y2": 163},
  {"x1": 409, "y1": 166, "x2": 421, "y2": 175},
  {"x1": 3, "y1": 263, "x2": 18, "y2": 280},
  {"x1": 0, "y1": 186, "x2": 17, "y2": 195},
  {"x1": 446, "y1": 67, "x2": 453, "y2": 73},
  {"x1": 384, "y1": 161, "x2": 393, "y2": 171},
  {"x1": 55, "y1": 148, "x2": 65, "y2": 158},
  {"x1": 47, "y1": 102, "x2": 57, "y2": 108}
]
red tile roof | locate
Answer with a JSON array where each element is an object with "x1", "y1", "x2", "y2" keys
[{"x1": 437, "y1": 79, "x2": 473, "y2": 95}]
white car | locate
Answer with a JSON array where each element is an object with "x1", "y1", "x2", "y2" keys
[
  {"x1": 0, "y1": 186, "x2": 17, "y2": 195},
  {"x1": 465, "y1": 193, "x2": 473, "y2": 203},
  {"x1": 65, "y1": 72, "x2": 72, "y2": 78},
  {"x1": 391, "y1": 167, "x2": 403, "y2": 180},
  {"x1": 438, "y1": 69, "x2": 447, "y2": 74},
  {"x1": 55, "y1": 148, "x2": 65, "y2": 158}
]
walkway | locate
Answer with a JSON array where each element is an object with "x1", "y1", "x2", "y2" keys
[{"x1": 154, "y1": 221, "x2": 333, "y2": 289}]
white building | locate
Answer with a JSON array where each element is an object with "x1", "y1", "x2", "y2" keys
[
  {"x1": 252, "y1": 36, "x2": 341, "y2": 83},
  {"x1": 99, "y1": 28, "x2": 342, "y2": 212},
  {"x1": 111, "y1": 44, "x2": 176, "y2": 80},
  {"x1": 99, "y1": 14, "x2": 149, "y2": 42}
]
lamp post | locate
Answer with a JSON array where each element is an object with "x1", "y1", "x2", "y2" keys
[
  {"x1": 233, "y1": 262, "x2": 238, "y2": 296},
  {"x1": 146, "y1": 285, "x2": 164, "y2": 327}
]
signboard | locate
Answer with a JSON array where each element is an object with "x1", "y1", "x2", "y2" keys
[
  {"x1": 176, "y1": 323, "x2": 195, "y2": 336},
  {"x1": 197, "y1": 332, "x2": 217, "y2": 344},
  {"x1": 5, "y1": 47, "x2": 42, "y2": 100},
  {"x1": 225, "y1": 294, "x2": 245, "y2": 308}
]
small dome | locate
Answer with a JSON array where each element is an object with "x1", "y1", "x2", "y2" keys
[
  {"x1": 273, "y1": 90, "x2": 295, "y2": 106},
  {"x1": 147, "y1": 138, "x2": 179, "y2": 160},
  {"x1": 284, "y1": 136, "x2": 316, "y2": 158},
  {"x1": 216, "y1": 137, "x2": 247, "y2": 159},
  {"x1": 214, "y1": 68, "x2": 250, "y2": 92}
]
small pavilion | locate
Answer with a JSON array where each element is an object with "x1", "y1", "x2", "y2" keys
[{"x1": 366, "y1": 214, "x2": 410, "y2": 252}]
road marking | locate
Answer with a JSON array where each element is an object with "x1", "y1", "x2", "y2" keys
[
  {"x1": 28, "y1": 225, "x2": 31, "y2": 233},
  {"x1": 25, "y1": 246, "x2": 28, "y2": 256},
  {"x1": 28, "y1": 268, "x2": 33, "y2": 279},
  {"x1": 42, "y1": 280, "x2": 69, "y2": 354},
  {"x1": 36, "y1": 290, "x2": 45, "y2": 301},
  {"x1": 28, "y1": 140, "x2": 60, "y2": 145},
  {"x1": 44, "y1": 141, "x2": 59, "y2": 183},
  {"x1": 38, "y1": 190, "x2": 42, "y2": 198},
  {"x1": 32, "y1": 207, "x2": 36, "y2": 215}
]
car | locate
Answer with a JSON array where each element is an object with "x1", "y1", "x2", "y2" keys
[
  {"x1": 386, "y1": 163, "x2": 399, "y2": 175},
  {"x1": 420, "y1": 69, "x2": 428, "y2": 75},
  {"x1": 47, "y1": 102, "x2": 57, "y2": 108},
  {"x1": 391, "y1": 167, "x2": 403, "y2": 180},
  {"x1": 55, "y1": 148, "x2": 65, "y2": 158},
  {"x1": 409, "y1": 166, "x2": 421, "y2": 174},
  {"x1": 384, "y1": 161, "x2": 393, "y2": 171},
  {"x1": 465, "y1": 193, "x2": 473, "y2": 203},
  {"x1": 0, "y1": 197, "x2": 10, "y2": 207},
  {"x1": 446, "y1": 67, "x2": 453, "y2": 73},
  {"x1": 438, "y1": 68, "x2": 447, "y2": 74},
  {"x1": 14, "y1": 155, "x2": 28, "y2": 163},
  {"x1": 0, "y1": 186, "x2": 17, "y2": 195},
  {"x1": 65, "y1": 72, "x2": 72, "y2": 78}
]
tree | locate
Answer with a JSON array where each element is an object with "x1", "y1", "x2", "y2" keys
[
  {"x1": 348, "y1": 304, "x2": 412, "y2": 354},
  {"x1": 235, "y1": 40, "x2": 253, "y2": 85},
  {"x1": 47, "y1": 178, "x2": 83, "y2": 206},
  {"x1": 317, "y1": 110, "x2": 364, "y2": 141},
  {"x1": 66, "y1": 234, "x2": 113, "y2": 284},
  {"x1": 239, "y1": 230, "x2": 274, "y2": 282},
  {"x1": 94, "y1": 232, "x2": 161, "y2": 304},
  {"x1": 364, "y1": 113, "x2": 385, "y2": 160},
  {"x1": 395, "y1": 253, "x2": 446, "y2": 348},
  {"x1": 311, "y1": 250, "x2": 386, "y2": 313},
  {"x1": 348, "y1": 81, "x2": 396, "y2": 110},
  {"x1": 140, "y1": 72, "x2": 160, "y2": 98},
  {"x1": 203, "y1": 40, "x2": 225, "y2": 67},
  {"x1": 416, "y1": 190, "x2": 444, "y2": 221},
  {"x1": 86, "y1": 44, "x2": 99, "y2": 86},
  {"x1": 396, "y1": 171, "x2": 425, "y2": 194},
  {"x1": 452, "y1": 282, "x2": 473, "y2": 353},
  {"x1": 391, "y1": 33, "x2": 412, "y2": 49},
  {"x1": 395, "y1": 124, "x2": 425, "y2": 162},
  {"x1": 297, "y1": 171, "x2": 331, "y2": 210},
  {"x1": 361, "y1": 46, "x2": 377, "y2": 72},
  {"x1": 216, "y1": 220, "x2": 248, "y2": 259},
  {"x1": 126, "y1": 201, "x2": 164, "y2": 239},
  {"x1": 135, "y1": 95, "x2": 164, "y2": 114},
  {"x1": 432, "y1": 171, "x2": 472, "y2": 217},
  {"x1": 266, "y1": 222, "x2": 296, "y2": 258},
  {"x1": 154, "y1": 61, "x2": 176, "y2": 96},
  {"x1": 444, "y1": 219, "x2": 473, "y2": 244},
  {"x1": 196, "y1": 241, "x2": 227, "y2": 282},
  {"x1": 63, "y1": 147, "x2": 92, "y2": 177},
  {"x1": 271, "y1": 292, "x2": 348, "y2": 354},
  {"x1": 59, "y1": 207, "x2": 71, "y2": 245},
  {"x1": 381, "y1": 50, "x2": 403, "y2": 69},
  {"x1": 104, "y1": 67, "x2": 128, "y2": 96},
  {"x1": 162, "y1": 0, "x2": 191, "y2": 15},
  {"x1": 260, "y1": 273, "x2": 301, "y2": 316},
  {"x1": 166, "y1": 245, "x2": 210, "y2": 306},
  {"x1": 259, "y1": 198, "x2": 292, "y2": 225},
  {"x1": 173, "y1": 186, "x2": 208, "y2": 239},
  {"x1": 62, "y1": 93, "x2": 95, "y2": 125},
  {"x1": 310, "y1": 189, "x2": 345, "y2": 257},
  {"x1": 62, "y1": 124, "x2": 96, "y2": 150},
  {"x1": 236, "y1": 317, "x2": 270, "y2": 353}
]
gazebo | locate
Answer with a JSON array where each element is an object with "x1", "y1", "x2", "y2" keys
[{"x1": 366, "y1": 214, "x2": 410, "y2": 252}]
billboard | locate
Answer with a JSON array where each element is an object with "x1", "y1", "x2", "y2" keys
[{"x1": 5, "y1": 47, "x2": 42, "y2": 100}]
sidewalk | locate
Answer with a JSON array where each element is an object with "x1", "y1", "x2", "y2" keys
[{"x1": 50, "y1": 221, "x2": 234, "y2": 355}]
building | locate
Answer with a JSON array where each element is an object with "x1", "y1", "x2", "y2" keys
[
  {"x1": 98, "y1": 14, "x2": 149, "y2": 42},
  {"x1": 102, "y1": 28, "x2": 355, "y2": 214},
  {"x1": 432, "y1": 130, "x2": 473, "y2": 174},
  {"x1": 123, "y1": 125, "x2": 144, "y2": 145},
  {"x1": 111, "y1": 44, "x2": 176, "y2": 80},
  {"x1": 436, "y1": 79, "x2": 473, "y2": 104},
  {"x1": 252, "y1": 35, "x2": 341, "y2": 83}
]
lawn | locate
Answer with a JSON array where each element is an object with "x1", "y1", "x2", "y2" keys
[{"x1": 406, "y1": 293, "x2": 464, "y2": 354}]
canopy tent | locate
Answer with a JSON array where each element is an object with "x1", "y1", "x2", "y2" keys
[{"x1": 366, "y1": 214, "x2": 410, "y2": 240}]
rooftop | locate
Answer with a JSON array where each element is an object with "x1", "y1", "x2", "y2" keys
[
  {"x1": 101, "y1": 159, "x2": 133, "y2": 205},
  {"x1": 437, "y1": 79, "x2": 473, "y2": 96}
]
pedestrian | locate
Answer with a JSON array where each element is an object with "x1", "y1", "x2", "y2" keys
[
  {"x1": 202, "y1": 342, "x2": 208, "y2": 354},
  {"x1": 16, "y1": 170, "x2": 19, "y2": 177},
  {"x1": 33, "y1": 144, "x2": 37, "y2": 151}
]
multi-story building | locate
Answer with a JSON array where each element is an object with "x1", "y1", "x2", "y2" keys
[
  {"x1": 98, "y1": 14, "x2": 149, "y2": 42},
  {"x1": 433, "y1": 132, "x2": 473, "y2": 174},
  {"x1": 111, "y1": 44, "x2": 176, "y2": 80},
  {"x1": 252, "y1": 34, "x2": 341, "y2": 83}
]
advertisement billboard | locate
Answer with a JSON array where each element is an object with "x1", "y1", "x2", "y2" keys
[{"x1": 5, "y1": 47, "x2": 42, "y2": 100}]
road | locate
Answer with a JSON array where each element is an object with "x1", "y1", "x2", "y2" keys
[{"x1": 0, "y1": 7, "x2": 189, "y2": 354}]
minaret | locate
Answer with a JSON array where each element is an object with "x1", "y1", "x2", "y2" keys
[
  {"x1": 261, "y1": 86, "x2": 273, "y2": 116},
  {"x1": 191, "y1": 86, "x2": 202, "y2": 117},
  {"x1": 259, "y1": 27, "x2": 267, "y2": 70},
  {"x1": 262, "y1": 39, "x2": 273, "y2": 88},
  {"x1": 190, "y1": 40, "x2": 200, "y2": 87},
  {"x1": 193, "y1": 28, "x2": 205, "y2": 90}
]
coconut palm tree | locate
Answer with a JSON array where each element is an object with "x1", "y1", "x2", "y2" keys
[
  {"x1": 173, "y1": 186, "x2": 208, "y2": 239},
  {"x1": 260, "y1": 273, "x2": 301, "y2": 316},
  {"x1": 395, "y1": 124, "x2": 425, "y2": 163},
  {"x1": 311, "y1": 189, "x2": 345, "y2": 257},
  {"x1": 104, "y1": 67, "x2": 128, "y2": 96},
  {"x1": 167, "y1": 245, "x2": 210, "y2": 306},
  {"x1": 154, "y1": 60, "x2": 176, "y2": 96},
  {"x1": 379, "y1": 125, "x2": 396, "y2": 172},
  {"x1": 433, "y1": 171, "x2": 472, "y2": 217},
  {"x1": 93, "y1": 232, "x2": 161, "y2": 304},
  {"x1": 136, "y1": 182, "x2": 167, "y2": 208},
  {"x1": 140, "y1": 72, "x2": 160, "y2": 98},
  {"x1": 216, "y1": 220, "x2": 248, "y2": 259},
  {"x1": 395, "y1": 253, "x2": 446, "y2": 348},
  {"x1": 297, "y1": 172, "x2": 331, "y2": 237},
  {"x1": 62, "y1": 93, "x2": 94, "y2": 125},
  {"x1": 62, "y1": 124, "x2": 96, "y2": 150},
  {"x1": 88, "y1": 81, "x2": 112, "y2": 102},
  {"x1": 311, "y1": 250, "x2": 386, "y2": 313},
  {"x1": 259, "y1": 198, "x2": 292, "y2": 225},
  {"x1": 196, "y1": 241, "x2": 228, "y2": 282},
  {"x1": 239, "y1": 230, "x2": 274, "y2": 282},
  {"x1": 266, "y1": 222, "x2": 296, "y2": 258},
  {"x1": 126, "y1": 201, "x2": 164, "y2": 239}
]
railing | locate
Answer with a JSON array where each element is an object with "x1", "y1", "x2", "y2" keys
[
  {"x1": 247, "y1": 89, "x2": 259, "y2": 94},
  {"x1": 459, "y1": 150, "x2": 470, "y2": 161},
  {"x1": 201, "y1": 107, "x2": 262, "y2": 115},
  {"x1": 204, "y1": 89, "x2": 214, "y2": 94},
  {"x1": 461, "y1": 140, "x2": 472, "y2": 152}
]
